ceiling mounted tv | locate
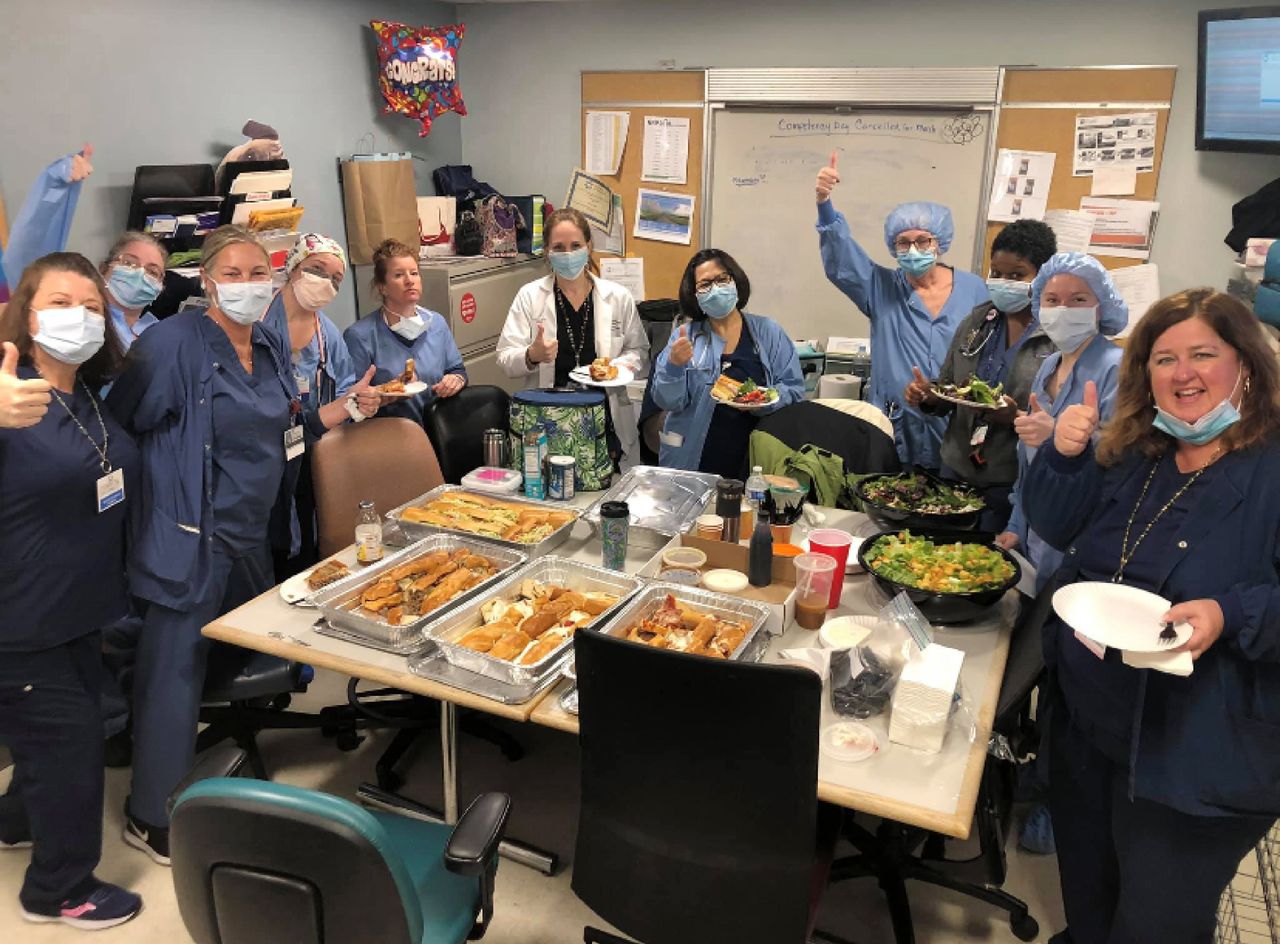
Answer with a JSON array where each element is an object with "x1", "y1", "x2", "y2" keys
[{"x1": 1197, "y1": 6, "x2": 1280, "y2": 153}]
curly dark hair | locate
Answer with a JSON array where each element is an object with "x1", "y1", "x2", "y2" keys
[
  {"x1": 0, "y1": 251, "x2": 124, "y2": 389},
  {"x1": 991, "y1": 219, "x2": 1057, "y2": 269},
  {"x1": 678, "y1": 248, "x2": 751, "y2": 322}
]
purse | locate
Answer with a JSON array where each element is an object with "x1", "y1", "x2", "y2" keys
[
  {"x1": 454, "y1": 210, "x2": 484, "y2": 256},
  {"x1": 476, "y1": 194, "x2": 525, "y2": 258},
  {"x1": 507, "y1": 389, "x2": 614, "y2": 491}
]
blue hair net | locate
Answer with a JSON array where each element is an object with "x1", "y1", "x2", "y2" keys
[
  {"x1": 1030, "y1": 252, "x2": 1129, "y2": 336},
  {"x1": 883, "y1": 202, "x2": 955, "y2": 254}
]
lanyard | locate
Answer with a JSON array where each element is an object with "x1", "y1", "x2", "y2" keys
[
  {"x1": 49, "y1": 379, "x2": 112, "y2": 473},
  {"x1": 311, "y1": 312, "x2": 327, "y2": 396}
]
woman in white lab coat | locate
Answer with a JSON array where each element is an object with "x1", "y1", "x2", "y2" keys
[{"x1": 497, "y1": 208, "x2": 649, "y2": 467}]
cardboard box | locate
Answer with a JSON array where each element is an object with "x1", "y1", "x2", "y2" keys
[{"x1": 642, "y1": 534, "x2": 798, "y2": 636}]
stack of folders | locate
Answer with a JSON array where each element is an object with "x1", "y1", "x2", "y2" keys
[{"x1": 888, "y1": 643, "x2": 965, "y2": 754}]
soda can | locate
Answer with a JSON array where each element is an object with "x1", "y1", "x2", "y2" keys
[{"x1": 548, "y1": 455, "x2": 576, "y2": 501}]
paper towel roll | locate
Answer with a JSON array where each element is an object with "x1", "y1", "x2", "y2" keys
[{"x1": 818, "y1": 374, "x2": 862, "y2": 399}]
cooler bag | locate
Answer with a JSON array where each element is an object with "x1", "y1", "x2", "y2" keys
[{"x1": 508, "y1": 389, "x2": 613, "y2": 491}]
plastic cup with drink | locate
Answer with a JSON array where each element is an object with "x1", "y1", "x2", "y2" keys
[{"x1": 793, "y1": 553, "x2": 838, "y2": 630}]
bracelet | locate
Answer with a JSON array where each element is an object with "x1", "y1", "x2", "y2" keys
[
  {"x1": 345, "y1": 395, "x2": 368, "y2": 423},
  {"x1": 525, "y1": 348, "x2": 537, "y2": 371}
]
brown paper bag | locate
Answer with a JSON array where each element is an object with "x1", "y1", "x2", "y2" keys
[{"x1": 341, "y1": 159, "x2": 419, "y2": 265}]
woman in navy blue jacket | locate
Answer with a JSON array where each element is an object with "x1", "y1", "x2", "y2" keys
[{"x1": 1021, "y1": 289, "x2": 1280, "y2": 944}]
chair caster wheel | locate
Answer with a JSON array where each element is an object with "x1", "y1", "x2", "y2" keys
[
  {"x1": 1011, "y1": 912, "x2": 1039, "y2": 941},
  {"x1": 335, "y1": 731, "x2": 363, "y2": 752}
]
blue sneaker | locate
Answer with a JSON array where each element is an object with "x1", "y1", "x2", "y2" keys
[
  {"x1": 22, "y1": 881, "x2": 142, "y2": 930},
  {"x1": 1019, "y1": 803, "x2": 1057, "y2": 855}
]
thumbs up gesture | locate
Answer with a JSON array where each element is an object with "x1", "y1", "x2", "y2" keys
[
  {"x1": 1014, "y1": 391, "x2": 1056, "y2": 447},
  {"x1": 669, "y1": 323, "x2": 694, "y2": 366},
  {"x1": 815, "y1": 151, "x2": 841, "y2": 203},
  {"x1": 350, "y1": 364, "x2": 384, "y2": 415},
  {"x1": 0, "y1": 342, "x2": 53, "y2": 429},
  {"x1": 903, "y1": 366, "x2": 934, "y2": 407},
  {"x1": 527, "y1": 321, "x2": 558, "y2": 366},
  {"x1": 1054, "y1": 380, "x2": 1100, "y2": 458}
]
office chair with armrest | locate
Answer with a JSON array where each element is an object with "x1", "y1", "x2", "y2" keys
[
  {"x1": 424, "y1": 386, "x2": 511, "y2": 484},
  {"x1": 310, "y1": 416, "x2": 523, "y2": 787},
  {"x1": 825, "y1": 592, "x2": 1046, "y2": 944},
  {"x1": 572, "y1": 628, "x2": 854, "y2": 944},
  {"x1": 170, "y1": 748, "x2": 511, "y2": 944}
]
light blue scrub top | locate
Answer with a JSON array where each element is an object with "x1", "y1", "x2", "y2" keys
[
  {"x1": 109, "y1": 303, "x2": 159, "y2": 352},
  {"x1": 1006, "y1": 332, "x2": 1123, "y2": 589},
  {"x1": 816, "y1": 202, "x2": 989, "y2": 469},
  {"x1": 343, "y1": 306, "x2": 466, "y2": 425}
]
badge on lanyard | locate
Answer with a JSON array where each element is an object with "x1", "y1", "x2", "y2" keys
[
  {"x1": 284, "y1": 425, "x2": 305, "y2": 461},
  {"x1": 294, "y1": 368, "x2": 311, "y2": 396},
  {"x1": 97, "y1": 468, "x2": 125, "y2": 513}
]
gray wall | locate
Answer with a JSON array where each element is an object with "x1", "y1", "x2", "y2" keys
[
  {"x1": 457, "y1": 0, "x2": 1280, "y2": 297},
  {"x1": 0, "y1": 0, "x2": 462, "y2": 324}
]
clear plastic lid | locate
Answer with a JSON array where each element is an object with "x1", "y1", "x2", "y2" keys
[{"x1": 460, "y1": 466, "x2": 524, "y2": 494}]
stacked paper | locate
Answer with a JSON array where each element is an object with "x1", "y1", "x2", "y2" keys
[{"x1": 888, "y1": 644, "x2": 965, "y2": 754}]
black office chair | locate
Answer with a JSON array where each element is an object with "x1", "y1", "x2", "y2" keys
[
  {"x1": 424, "y1": 385, "x2": 511, "y2": 483},
  {"x1": 825, "y1": 593, "x2": 1046, "y2": 944},
  {"x1": 572, "y1": 628, "x2": 854, "y2": 944},
  {"x1": 169, "y1": 747, "x2": 511, "y2": 944}
]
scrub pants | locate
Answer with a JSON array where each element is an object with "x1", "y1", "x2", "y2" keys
[
  {"x1": 129, "y1": 543, "x2": 272, "y2": 827},
  {"x1": 101, "y1": 613, "x2": 142, "y2": 738},
  {"x1": 0, "y1": 634, "x2": 105, "y2": 909},
  {"x1": 1048, "y1": 709, "x2": 1271, "y2": 944}
]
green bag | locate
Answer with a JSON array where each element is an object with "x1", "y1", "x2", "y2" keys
[{"x1": 507, "y1": 389, "x2": 614, "y2": 492}]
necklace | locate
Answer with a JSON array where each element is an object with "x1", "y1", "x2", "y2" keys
[
  {"x1": 1112, "y1": 447, "x2": 1221, "y2": 583},
  {"x1": 555, "y1": 285, "x2": 591, "y2": 366},
  {"x1": 48, "y1": 378, "x2": 112, "y2": 473}
]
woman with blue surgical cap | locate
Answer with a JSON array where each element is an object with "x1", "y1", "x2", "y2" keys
[
  {"x1": 904, "y1": 219, "x2": 1058, "y2": 531},
  {"x1": 999, "y1": 252, "x2": 1127, "y2": 585},
  {"x1": 816, "y1": 152, "x2": 989, "y2": 469},
  {"x1": 263, "y1": 233, "x2": 380, "y2": 578}
]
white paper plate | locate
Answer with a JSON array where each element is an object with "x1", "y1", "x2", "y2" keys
[
  {"x1": 568, "y1": 365, "x2": 635, "y2": 388},
  {"x1": 278, "y1": 570, "x2": 319, "y2": 606},
  {"x1": 929, "y1": 389, "x2": 1002, "y2": 412},
  {"x1": 711, "y1": 390, "x2": 779, "y2": 411},
  {"x1": 379, "y1": 380, "x2": 428, "y2": 398},
  {"x1": 1051, "y1": 582, "x2": 1192, "y2": 653},
  {"x1": 806, "y1": 535, "x2": 864, "y2": 573}
]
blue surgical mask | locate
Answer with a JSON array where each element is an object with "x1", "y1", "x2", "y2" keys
[
  {"x1": 985, "y1": 278, "x2": 1032, "y2": 314},
  {"x1": 1152, "y1": 369, "x2": 1244, "y2": 446},
  {"x1": 108, "y1": 265, "x2": 163, "y2": 309},
  {"x1": 897, "y1": 247, "x2": 936, "y2": 277},
  {"x1": 697, "y1": 283, "x2": 738, "y2": 320},
  {"x1": 548, "y1": 248, "x2": 590, "y2": 280},
  {"x1": 1256, "y1": 281, "x2": 1280, "y2": 329},
  {"x1": 1038, "y1": 305, "x2": 1098, "y2": 353},
  {"x1": 33, "y1": 306, "x2": 106, "y2": 365}
]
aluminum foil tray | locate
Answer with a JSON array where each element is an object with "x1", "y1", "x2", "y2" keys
[
  {"x1": 604, "y1": 582, "x2": 771, "y2": 663},
  {"x1": 386, "y1": 484, "x2": 579, "y2": 555}
]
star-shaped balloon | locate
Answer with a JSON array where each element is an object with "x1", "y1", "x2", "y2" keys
[{"x1": 371, "y1": 21, "x2": 467, "y2": 138}]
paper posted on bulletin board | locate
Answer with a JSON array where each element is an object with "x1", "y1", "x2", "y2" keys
[{"x1": 1073, "y1": 112, "x2": 1158, "y2": 177}]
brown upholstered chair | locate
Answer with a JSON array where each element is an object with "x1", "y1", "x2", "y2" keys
[{"x1": 311, "y1": 417, "x2": 445, "y2": 557}]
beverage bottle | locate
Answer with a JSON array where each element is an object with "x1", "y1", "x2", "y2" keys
[
  {"x1": 748, "y1": 507, "x2": 773, "y2": 588},
  {"x1": 355, "y1": 500, "x2": 383, "y2": 564},
  {"x1": 745, "y1": 465, "x2": 768, "y2": 510}
]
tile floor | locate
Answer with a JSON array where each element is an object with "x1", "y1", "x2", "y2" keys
[{"x1": 0, "y1": 668, "x2": 1067, "y2": 943}]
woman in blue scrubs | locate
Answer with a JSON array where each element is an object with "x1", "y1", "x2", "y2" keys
[
  {"x1": 815, "y1": 152, "x2": 989, "y2": 469},
  {"x1": 0, "y1": 253, "x2": 143, "y2": 928},
  {"x1": 101, "y1": 232, "x2": 166, "y2": 352},
  {"x1": 344, "y1": 238, "x2": 466, "y2": 425},
  {"x1": 652, "y1": 248, "x2": 804, "y2": 475},
  {"x1": 262, "y1": 233, "x2": 379, "y2": 577},
  {"x1": 106, "y1": 226, "x2": 369, "y2": 864}
]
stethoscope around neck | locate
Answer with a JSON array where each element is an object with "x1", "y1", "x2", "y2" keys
[{"x1": 959, "y1": 308, "x2": 1003, "y2": 359}]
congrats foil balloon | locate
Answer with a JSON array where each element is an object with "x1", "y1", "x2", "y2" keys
[{"x1": 371, "y1": 21, "x2": 467, "y2": 137}]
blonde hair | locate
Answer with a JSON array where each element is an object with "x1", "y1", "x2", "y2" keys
[
  {"x1": 1096, "y1": 288, "x2": 1280, "y2": 466},
  {"x1": 544, "y1": 208, "x2": 601, "y2": 277},
  {"x1": 200, "y1": 224, "x2": 270, "y2": 270}
]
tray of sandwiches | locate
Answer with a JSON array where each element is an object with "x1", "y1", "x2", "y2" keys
[
  {"x1": 604, "y1": 583, "x2": 771, "y2": 663},
  {"x1": 386, "y1": 485, "x2": 580, "y2": 554},
  {"x1": 309, "y1": 536, "x2": 528, "y2": 653},
  {"x1": 421, "y1": 557, "x2": 643, "y2": 693}
]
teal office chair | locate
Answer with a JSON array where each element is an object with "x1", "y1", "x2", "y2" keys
[{"x1": 169, "y1": 749, "x2": 511, "y2": 944}]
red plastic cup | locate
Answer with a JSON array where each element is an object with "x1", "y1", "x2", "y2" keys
[{"x1": 807, "y1": 529, "x2": 853, "y2": 608}]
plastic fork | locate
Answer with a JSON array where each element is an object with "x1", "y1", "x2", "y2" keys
[{"x1": 1158, "y1": 622, "x2": 1179, "y2": 647}]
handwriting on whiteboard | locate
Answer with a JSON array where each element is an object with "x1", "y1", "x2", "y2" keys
[{"x1": 770, "y1": 114, "x2": 984, "y2": 145}]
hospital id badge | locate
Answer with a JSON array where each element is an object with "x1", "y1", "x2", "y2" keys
[
  {"x1": 284, "y1": 425, "x2": 306, "y2": 461},
  {"x1": 295, "y1": 372, "x2": 311, "y2": 396},
  {"x1": 97, "y1": 469, "x2": 125, "y2": 513}
]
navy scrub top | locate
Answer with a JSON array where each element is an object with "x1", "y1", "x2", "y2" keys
[{"x1": 698, "y1": 327, "x2": 767, "y2": 479}]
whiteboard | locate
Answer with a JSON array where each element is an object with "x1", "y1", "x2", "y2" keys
[{"x1": 706, "y1": 108, "x2": 993, "y2": 342}]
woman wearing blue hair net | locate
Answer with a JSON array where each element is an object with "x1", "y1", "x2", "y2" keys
[
  {"x1": 816, "y1": 152, "x2": 989, "y2": 468},
  {"x1": 999, "y1": 252, "x2": 1127, "y2": 585}
]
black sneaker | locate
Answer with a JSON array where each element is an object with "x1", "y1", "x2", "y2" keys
[
  {"x1": 122, "y1": 812, "x2": 170, "y2": 866},
  {"x1": 22, "y1": 880, "x2": 143, "y2": 929}
]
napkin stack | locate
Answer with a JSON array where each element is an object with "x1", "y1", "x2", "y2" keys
[{"x1": 888, "y1": 643, "x2": 965, "y2": 754}]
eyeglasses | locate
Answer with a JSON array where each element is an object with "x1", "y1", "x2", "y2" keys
[
  {"x1": 694, "y1": 273, "x2": 734, "y2": 294},
  {"x1": 114, "y1": 255, "x2": 165, "y2": 281},
  {"x1": 893, "y1": 236, "x2": 936, "y2": 253},
  {"x1": 300, "y1": 265, "x2": 343, "y2": 289}
]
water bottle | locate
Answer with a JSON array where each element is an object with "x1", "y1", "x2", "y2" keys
[{"x1": 746, "y1": 466, "x2": 768, "y2": 511}]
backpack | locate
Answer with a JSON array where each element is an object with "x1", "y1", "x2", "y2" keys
[
  {"x1": 431, "y1": 164, "x2": 500, "y2": 212},
  {"x1": 507, "y1": 389, "x2": 613, "y2": 492}
]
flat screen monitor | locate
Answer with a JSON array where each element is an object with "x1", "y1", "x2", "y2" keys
[{"x1": 1197, "y1": 6, "x2": 1280, "y2": 153}]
